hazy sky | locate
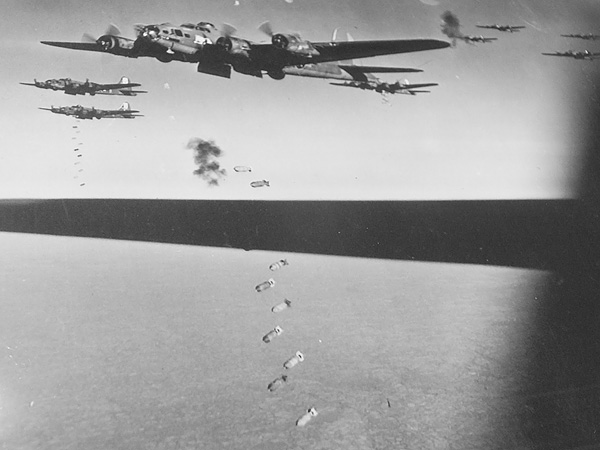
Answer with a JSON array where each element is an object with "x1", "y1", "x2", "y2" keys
[{"x1": 1, "y1": 0, "x2": 598, "y2": 200}]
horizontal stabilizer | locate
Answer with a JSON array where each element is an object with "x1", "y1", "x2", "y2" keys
[
  {"x1": 338, "y1": 65, "x2": 423, "y2": 73},
  {"x1": 20, "y1": 82, "x2": 37, "y2": 87}
]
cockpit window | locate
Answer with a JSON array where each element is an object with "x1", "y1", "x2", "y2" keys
[
  {"x1": 174, "y1": 29, "x2": 183, "y2": 37},
  {"x1": 162, "y1": 30, "x2": 168, "y2": 34}
]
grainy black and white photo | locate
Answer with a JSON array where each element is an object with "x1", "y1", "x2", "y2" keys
[{"x1": 1, "y1": 1, "x2": 599, "y2": 448}]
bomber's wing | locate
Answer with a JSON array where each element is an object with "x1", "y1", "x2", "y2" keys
[
  {"x1": 41, "y1": 41, "x2": 108, "y2": 53},
  {"x1": 399, "y1": 82, "x2": 438, "y2": 90},
  {"x1": 476, "y1": 25, "x2": 494, "y2": 30},
  {"x1": 249, "y1": 39, "x2": 450, "y2": 66},
  {"x1": 337, "y1": 65, "x2": 423, "y2": 81},
  {"x1": 542, "y1": 52, "x2": 572, "y2": 57},
  {"x1": 95, "y1": 89, "x2": 148, "y2": 96},
  {"x1": 94, "y1": 82, "x2": 142, "y2": 91},
  {"x1": 338, "y1": 65, "x2": 423, "y2": 74}
]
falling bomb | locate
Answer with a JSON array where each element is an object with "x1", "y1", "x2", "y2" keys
[
  {"x1": 234, "y1": 166, "x2": 252, "y2": 172},
  {"x1": 296, "y1": 407, "x2": 318, "y2": 427},
  {"x1": 256, "y1": 278, "x2": 275, "y2": 292},
  {"x1": 269, "y1": 259, "x2": 289, "y2": 271},
  {"x1": 262, "y1": 326, "x2": 283, "y2": 343},
  {"x1": 283, "y1": 351, "x2": 304, "y2": 369},
  {"x1": 267, "y1": 375, "x2": 288, "y2": 392},
  {"x1": 251, "y1": 180, "x2": 270, "y2": 188},
  {"x1": 271, "y1": 299, "x2": 292, "y2": 313}
]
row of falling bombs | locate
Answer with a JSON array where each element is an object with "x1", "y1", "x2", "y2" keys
[
  {"x1": 256, "y1": 259, "x2": 319, "y2": 427},
  {"x1": 233, "y1": 165, "x2": 270, "y2": 188},
  {"x1": 72, "y1": 124, "x2": 86, "y2": 187}
]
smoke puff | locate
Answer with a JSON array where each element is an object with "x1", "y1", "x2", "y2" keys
[
  {"x1": 441, "y1": 10, "x2": 464, "y2": 44},
  {"x1": 187, "y1": 138, "x2": 227, "y2": 186}
]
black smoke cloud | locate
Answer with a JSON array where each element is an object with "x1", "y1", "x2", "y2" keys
[
  {"x1": 441, "y1": 11, "x2": 464, "y2": 45},
  {"x1": 187, "y1": 138, "x2": 227, "y2": 186}
]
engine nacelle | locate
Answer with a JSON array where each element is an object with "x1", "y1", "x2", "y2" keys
[
  {"x1": 96, "y1": 35, "x2": 134, "y2": 52},
  {"x1": 271, "y1": 33, "x2": 319, "y2": 56},
  {"x1": 267, "y1": 70, "x2": 285, "y2": 80},
  {"x1": 272, "y1": 33, "x2": 291, "y2": 49},
  {"x1": 216, "y1": 36, "x2": 251, "y2": 57}
]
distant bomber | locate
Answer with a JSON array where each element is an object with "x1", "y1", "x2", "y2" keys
[
  {"x1": 21, "y1": 76, "x2": 146, "y2": 96},
  {"x1": 39, "y1": 102, "x2": 142, "y2": 120},
  {"x1": 476, "y1": 24, "x2": 525, "y2": 33},
  {"x1": 461, "y1": 35, "x2": 497, "y2": 44},
  {"x1": 331, "y1": 79, "x2": 438, "y2": 96},
  {"x1": 542, "y1": 50, "x2": 600, "y2": 60},
  {"x1": 561, "y1": 33, "x2": 600, "y2": 41}
]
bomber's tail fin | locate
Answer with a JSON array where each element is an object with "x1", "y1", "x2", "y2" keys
[{"x1": 118, "y1": 102, "x2": 131, "y2": 111}]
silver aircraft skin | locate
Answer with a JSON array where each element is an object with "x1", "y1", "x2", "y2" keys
[
  {"x1": 21, "y1": 76, "x2": 146, "y2": 96},
  {"x1": 39, "y1": 102, "x2": 143, "y2": 119}
]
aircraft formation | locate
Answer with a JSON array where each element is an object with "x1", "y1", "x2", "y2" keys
[
  {"x1": 40, "y1": 22, "x2": 448, "y2": 99},
  {"x1": 42, "y1": 22, "x2": 448, "y2": 81},
  {"x1": 543, "y1": 31, "x2": 600, "y2": 60}
]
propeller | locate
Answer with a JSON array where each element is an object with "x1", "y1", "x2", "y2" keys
[
  {"x1": 81, "y1": 24, "x2": 122, "y2": 43},
  {"x1": 220, "y1": 23, "x2": 238, "y2": 37},
  {"x1": 82, "y1": 33, "x2": 97, "y2": 43},
  {"x1": 258, "y1": 20, "x2": 274, "y2": 37}
]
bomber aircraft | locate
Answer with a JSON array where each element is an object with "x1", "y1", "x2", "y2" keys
[
  {"x1": 461, "y1": 35, "x2": 497, "y2": 44},
  {"x1": 278, "y1": 61, "x2": 436, "y2": 96},
  {"x1": 542, "y1": 50, "x2": 600, "y2": 60},
  {"x1": 561, "y1": 33, "x2": 600, "y2": 40},
  {"x1": 39, "y1": 102, "x2": 142, "y2": 120},
  {"x1": 330, "y1": 78, "x2": 437, "y2": 96},
  {"x1": 476, "y1": 24, "x2": 525, "y2": 32},
  {"x1": 21, "y1": 76, "x2": 146, "y2": 96},
  {"x1": 41, "y1": 22, "x2": 450, "y2": 80}
]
